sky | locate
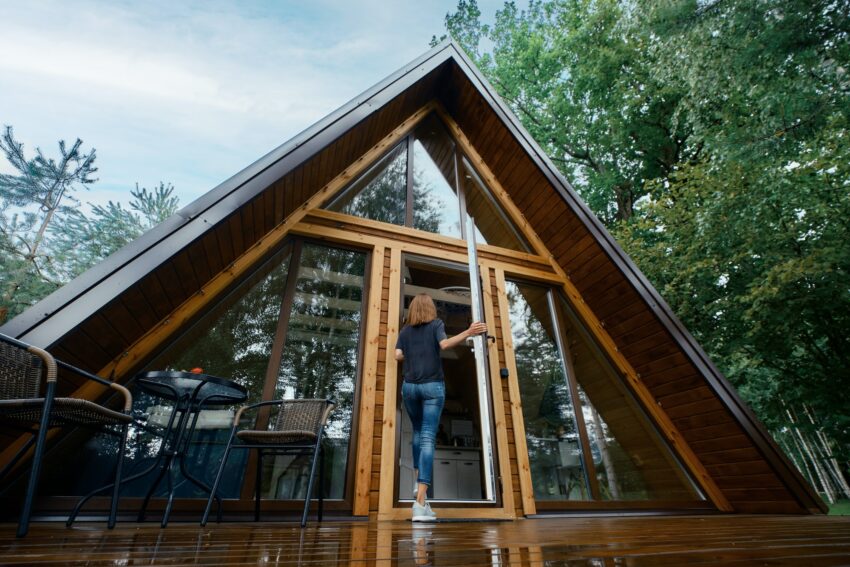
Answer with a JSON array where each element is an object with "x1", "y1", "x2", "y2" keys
[{"x1": 0, "y1": 0, "x2": 514, "y2": 212}]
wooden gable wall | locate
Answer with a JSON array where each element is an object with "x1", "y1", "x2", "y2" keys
[{"x1": 0, "y1": 43, "x2": 822, "y2": 515}]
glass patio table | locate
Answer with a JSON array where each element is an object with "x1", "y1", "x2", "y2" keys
[{"x1": 129, "y1": 371, "x2": 248, "y2": 527}]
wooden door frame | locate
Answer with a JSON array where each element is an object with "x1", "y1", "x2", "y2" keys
[{"x1": 376, "y1": 249, "x2": 516, "y2": 521}]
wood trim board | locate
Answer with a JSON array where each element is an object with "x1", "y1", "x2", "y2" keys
[
  {"x1": 377, "y1": 248, "x2": 402, "y2": 520},
  {"x1": 352, "y1": 244, "x2": 384, "y2": 516}
]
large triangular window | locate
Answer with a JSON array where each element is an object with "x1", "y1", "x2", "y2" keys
[
  {"x1": 504, "y1": 279, "x2": 706, "y2": 504},
  {"x1": 324, "y1": 113, "x2": 531, "y2": 252}
]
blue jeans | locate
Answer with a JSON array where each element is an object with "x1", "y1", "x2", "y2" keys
[{"x1": 402, "y1": 380, "x2": 445, "y2": 486}]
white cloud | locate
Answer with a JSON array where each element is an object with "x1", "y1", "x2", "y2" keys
[{"x1": 0, "y1": 0, "x2": 521, "y2": 207}]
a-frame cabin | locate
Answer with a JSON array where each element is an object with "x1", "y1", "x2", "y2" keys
[{"x1": 0, "y1": 41, "x2": 825, "y2": 522}]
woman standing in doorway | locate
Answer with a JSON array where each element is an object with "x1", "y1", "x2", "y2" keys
[{"x1": 394, "y1": 293, "x2": 487, "y2": 522}]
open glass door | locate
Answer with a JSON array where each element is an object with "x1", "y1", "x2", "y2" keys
[
  {"x1": 397, "y1": 256, "x2": 498, "y2": 504},
  {"x1": 464, "y1": 214, "x2": 497, "y2": 501}
]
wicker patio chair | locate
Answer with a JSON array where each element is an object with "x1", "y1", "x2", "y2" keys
[
  {"x1": 0, "y1": 333, "x2": 133, "y2": 537},
  {"x1": 201, "y1": 398, "x2": 334, "y2": 528}
]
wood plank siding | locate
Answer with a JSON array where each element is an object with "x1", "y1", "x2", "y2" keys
[{"x1": 0, "y1": 41, "x2": 822, "y2": 516}]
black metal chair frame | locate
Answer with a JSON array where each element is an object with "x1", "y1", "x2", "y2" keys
[
  {"x1": 201, "y1": 399, "x2": 334, "y2": 528},
  {"x1": 0, "y1": 333, "x2": 133, "y2": 537}
]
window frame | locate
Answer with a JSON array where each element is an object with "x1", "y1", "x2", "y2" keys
[{"x1": 324, "y1": 113, "x2": 532, "y2": 253}]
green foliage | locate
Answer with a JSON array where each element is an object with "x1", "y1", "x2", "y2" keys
[
  {"x1": 0, "y1": 127, "x2": 179, "y2": 323},
  {"x1": 441, "y1": 0, "x2": 698, "y2": 223},
  {"x1": 829, "y1": 499, "x2": 850, "y2": 516},
  {"x1": 0, "y1": 126, "x2": 98, "y2": 320},
  {"x1": 645, "y1": 0, "x2": 850, "y2": 161},
  {"x1": 614, "y1": 134, "x2": 850, "y2": 454},
  {"x1": 440, "y1": 0, "x2": 850, "y2": 459},
  {"x1": 53, "y1": 182, "x2": 179, "y2": 279}
]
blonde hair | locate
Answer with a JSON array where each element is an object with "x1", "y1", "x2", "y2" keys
[{"x1": 407, "y1": 293, "x2": 437, "y2": 326}]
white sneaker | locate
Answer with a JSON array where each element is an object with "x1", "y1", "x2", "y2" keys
[{"x1": 412, "y1": 501, "x2": 437, "y2": 522}]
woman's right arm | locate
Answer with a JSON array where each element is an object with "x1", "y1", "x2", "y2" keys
[{"x1": 440, "y1": 321, "x2": 487, "y2": 350}]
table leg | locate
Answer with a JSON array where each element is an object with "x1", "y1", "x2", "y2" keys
[
  {"x1": 179, "y1": 458, "x2": 222, "y2": 507},
  {"x1": 176, "y1": 416, "x2": 225, "y2": 517},
  {"x1": 161, "y1": 463, "x2": 177, "y2": 528},
  {"x1": 137, "y1": 455, "x2": 172, "y2": 522}
]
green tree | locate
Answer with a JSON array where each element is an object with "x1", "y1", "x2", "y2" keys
[
  {"x1": 0, "y1": 127, "x2": 97, "y2": 321},
  {"x1": 53, "y1": 182, "x2": 180, "y2": 279},
  {"x1": 436, "y1": 0, "x2": 699, "y2": 223},
  {"x1": 615, "y1": 0, "x2": 850, "y2": 459},
  {"x1": 0, "y1": 127, "x2": 180, "y2": 324}
]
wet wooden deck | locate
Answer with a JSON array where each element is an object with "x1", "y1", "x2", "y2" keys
[{"x1": 1, "y1": 514, "x2": 848, "y2": 565}]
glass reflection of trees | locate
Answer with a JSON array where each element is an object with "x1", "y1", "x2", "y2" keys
[
  {"x1": 324, "y1": 112, "x2": 532, "y2": 250},
  {"x1": 508, "y1": 276, "x2": 704, "y2": 505},
  {"x1": 557, "y1": 298, "x2": 703, "y2": 502},
  {"x1": 268, "y1": 243, "x2": 366, "y2": 501},
  {"x1": 411, "y1": 118, "x2": 461, "y2": 238},
  {"x1": 329, "y1": 143, "x2": 407, "y2": 226},
  {"x1": 47, "y1": 247, "x2": 293, "y2": 499},
  {"x1": 505, "y1": 281, "x2": 589, "y2": 501},
  {"x1": 148, "y1": 247, "x2": 292, "y2": 400}
]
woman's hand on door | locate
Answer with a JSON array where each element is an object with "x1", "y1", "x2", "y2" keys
[{"x1": 466, "y1": 321, "x2": 487, "y2": 336}]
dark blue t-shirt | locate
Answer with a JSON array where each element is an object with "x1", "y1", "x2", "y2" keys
[{"x1": 395, "y1": 319, "x2": 448, "y2": 384}]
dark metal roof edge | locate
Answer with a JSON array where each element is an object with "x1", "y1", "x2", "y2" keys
[
  {"x1": 0, "y1": 213, "x2": 189, "y2": 337},
  {"x1": 443, "y1": 42, "x2": 825, "y2": 513},
  {"x1": 0, "y1": 40, "x2": 456, "y2": 342}
]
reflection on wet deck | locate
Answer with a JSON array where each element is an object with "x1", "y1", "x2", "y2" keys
[{"x1": 1, "y1": 514, "x2": 849, "y2": 565}]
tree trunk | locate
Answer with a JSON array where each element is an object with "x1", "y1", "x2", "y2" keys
[
  {"x1": 590, "y1": 407, "x2": 620, "y2": 499},
  {"x1": 786, "y1": 423, "x2": 822, "y2": 500},
  {"x1": 788, "y1": 408, "x2": 834, "y2": 503},
  {"x1": 29, "y1": 186, "x2": 65, "y2": 261},
  {"x1": 804, "y1": 405, "x2": 850, "y2": 499}
]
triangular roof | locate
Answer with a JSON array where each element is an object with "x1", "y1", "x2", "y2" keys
[{"x1": 0, "y1": 40, "x2": 824, "y2": 514}]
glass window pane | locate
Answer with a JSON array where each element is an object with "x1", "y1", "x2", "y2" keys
[
  {"x1": 505, "y1": 280, "x2": 590, "y2": 501},
  {"x1": 146, "y1": 246, "x2": 291, "y2": 397},
  {"x1": 267, "y1": 243, "x2": 366, "y2": 500},
  {"x1": 412, "y1": 116, "x2": 462, "y2": 238},
  {"x1": 325, "y1": 143, "x2": 407, "y2": 225},
  {"x1": 43, "y1": 246, "x2": 293, "y2": 499},
  {"x1": 557, "y1": 295, "x2": 705, "y2": 501},
  {"x1": 460, "y1": 157, "x2": 531, "y2": 252}
]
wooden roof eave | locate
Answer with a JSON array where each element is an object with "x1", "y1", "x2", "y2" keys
[{"x1": 0, "y1": 41, "x2": 458, "y2": 347}]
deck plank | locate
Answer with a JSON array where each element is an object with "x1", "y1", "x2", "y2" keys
[{"x1": 0, "y1": 515, "x2": 847, "y2": 565}]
